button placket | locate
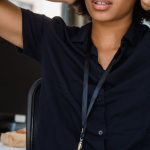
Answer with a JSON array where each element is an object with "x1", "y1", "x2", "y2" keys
[{"x1": 96, "y1": 89, "x2": 104, "y2": 105}]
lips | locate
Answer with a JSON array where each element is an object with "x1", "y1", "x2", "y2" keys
[
  {"x1": 91, "y1": 0, "x2": 113, "y2": 11},
  {"x1": 92, "y1": 0, "x2": 112, "y2": 5}
]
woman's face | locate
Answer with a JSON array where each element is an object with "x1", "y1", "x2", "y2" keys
[{"x1": 85, "y1": 0, "x2": 136, "y2": 23}]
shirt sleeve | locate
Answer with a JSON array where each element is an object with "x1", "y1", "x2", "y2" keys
[
  {"x1": 19, "y1": 9, "x2": 44, "y2": 61},
  {"x1": 20, "y1": 8, "x2": 67, "y2": 62}
]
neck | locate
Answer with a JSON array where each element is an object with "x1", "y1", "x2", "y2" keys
[{"x1": 91, "y1": 16, "x2": 133, "y2": 52}]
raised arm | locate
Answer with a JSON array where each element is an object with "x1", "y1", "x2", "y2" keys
[
  {"x1": 0, "y1": 0, "x2": 22, "y2": 48},
  {"x1": 0, "y1": 0, "x2": 76, "y2": 49}
]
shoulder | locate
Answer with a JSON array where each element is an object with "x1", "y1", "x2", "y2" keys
[
  {"x1": 135, "y1": 23, "x2": 150, "y2": 48},
  {"x1": 43, "y1": 15, "x2": 91, "y2": 42},
  {"x1": 140, "y1": 23, "x2": 150, "y2": 35},
  {"x1": 141, "y1": 23, "x2": 150, "y2": 39},
  {"x1": 136, "y1": 23, "x2": 150, "y2": 43},
  {"x1": 21, "y1": 9, "x2": 91, "y2": 43}
]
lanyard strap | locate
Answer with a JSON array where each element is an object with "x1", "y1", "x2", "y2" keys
[{"x1": 78, "y1": 45, "x2": 116, "y2": 150}]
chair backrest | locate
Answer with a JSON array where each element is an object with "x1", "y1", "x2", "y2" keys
[{"x1": 26, "y1": 78, "x2": 42, "y2": 150}]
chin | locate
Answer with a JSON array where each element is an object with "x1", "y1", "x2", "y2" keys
[{"x1": 91, "y1": 13, "x2": 116, "y2": 23}]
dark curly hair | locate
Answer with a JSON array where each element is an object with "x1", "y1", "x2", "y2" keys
[{"x1": 73, "y1": 0, "x2": 150, "y2": 24}]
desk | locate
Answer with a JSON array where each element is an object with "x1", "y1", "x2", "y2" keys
[{"x1": 0, "y1": 143, "x2": 25, "y2": 150}]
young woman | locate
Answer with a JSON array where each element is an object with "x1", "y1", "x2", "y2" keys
[{"x1": 0, "y1": 0, "x2": 150, "y2": 150}]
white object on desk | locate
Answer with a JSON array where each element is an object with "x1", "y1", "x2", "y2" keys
[
  {"x1": 14, "y1": 114, "x2": 26, "y2": 123},
  {"x1": 0, "y1": 143, "x2": 25, "y2": 150}
]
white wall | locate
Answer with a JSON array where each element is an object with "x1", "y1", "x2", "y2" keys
[
  {"x1": 9, "y1": 0, "x2": 62, "y2": 18},
  {"x1": 37, "y1": 1, "x2": 62, "y2": 18}
]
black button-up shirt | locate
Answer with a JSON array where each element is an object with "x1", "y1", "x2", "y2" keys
[{"x1": 21, "y1": 9, "x2": 150, "y2": 150}]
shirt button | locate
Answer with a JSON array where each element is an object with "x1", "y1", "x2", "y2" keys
[
  {"x1": 98, "y1": 130, "x2": 104, "y2": 136},
  {"x1": 97, "y1": 97, "x2": 104, "y2": 105}
]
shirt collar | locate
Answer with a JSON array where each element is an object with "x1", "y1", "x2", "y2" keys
[
  {"x1": 70, "y1": 22, "x2": 92, "y2": 43},
  {"x1": 70, "y1": 21, "x2": 142, "y2": 46},
  {"x1": 121, "y1": 21, "x2": 142, "y2": 46}
]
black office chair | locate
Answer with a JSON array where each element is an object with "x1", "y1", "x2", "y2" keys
[{"x1": 26, "y1": 78, "x2": 42, "y2": 150}]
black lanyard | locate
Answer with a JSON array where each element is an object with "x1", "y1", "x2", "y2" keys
[{"x1": 77, "y1": 40, "x2": 118, "y2": 150}]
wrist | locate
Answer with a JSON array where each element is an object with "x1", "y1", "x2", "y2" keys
[
  {"x1": 65, "y1": 0, "x2": 76, "y2": 5},
  {"x1": 141, "y1": 0, "x2": 150, "y2": 10}
]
